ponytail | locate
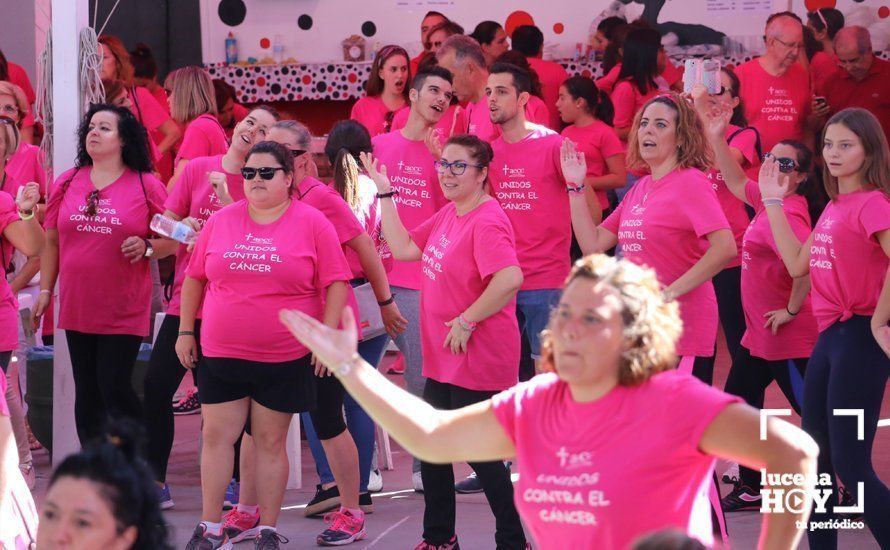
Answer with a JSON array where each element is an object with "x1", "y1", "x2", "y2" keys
[{"x1": 332, "y1": 147, "x2": 362, "y2": 216}]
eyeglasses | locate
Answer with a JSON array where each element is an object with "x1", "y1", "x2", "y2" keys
[
  {"x1": 435, "y1": 159, "x2": 482, "y2": 176},
  {"x1": 763, "y1": 153, "x2": 799, "y2": 173},
  {"x1": 241, "y1": 166, "x2": 286, "y2": 180},
  {"x1": 771, "y1": 37, "x2": 803, "y2": 50},
  {"x1": 289, "y1": 149, "x2": 307, "y2": 158},
  {"x1": 0, "y1": 105, "x2": 18, "y2": 116},
  {"x1": 85, "y1": 189, "x2": 100, "y2": 217}
]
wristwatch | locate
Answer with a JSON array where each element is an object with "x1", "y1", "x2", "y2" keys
[{"x1": 143, "y1": 239, "x2": 154, "y2": 258}]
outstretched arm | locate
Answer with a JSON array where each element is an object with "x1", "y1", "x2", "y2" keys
[{"x1": 280, "y1": 307, "x2": 516, "y2": 463}]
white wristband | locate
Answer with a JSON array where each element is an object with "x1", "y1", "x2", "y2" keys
[{"x1": 332, "y1": 353, "x2": 362, "y2": 377}]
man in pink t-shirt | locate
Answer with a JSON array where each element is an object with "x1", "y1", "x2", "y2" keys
[
  {"x1": 735, "y1": 15, "x2": 814, "y2": 151},
  {"x1": 437, "y1": 35, "x2": 500, "y2": 142},
  {"x1": 511, "y1": 25, "x2": 568, "y2": 130},
  {"x1": 371, "y1": 67, "x2": 452, "y2": 484},
  {"x1": 487, "y1": 63, "x2": 569, "y2": 373}
]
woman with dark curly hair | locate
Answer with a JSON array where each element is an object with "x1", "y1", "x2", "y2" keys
[
  {"x1": 36, "y1": 421, "x2": 173, "y2": 549},
  {"x1": 32, "y1": 104, "x2": 167, "y2": 445},
  {"x1": 281, "y1": 254, "x2": 818, "y2": 550}
]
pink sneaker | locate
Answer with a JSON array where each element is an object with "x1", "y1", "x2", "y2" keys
[
  {"x1": 317, "y1": 509, "x2": 366, "y2": 546},
  {"x1": 222, "y1": 507, "x2": 260, "y2": 542}
]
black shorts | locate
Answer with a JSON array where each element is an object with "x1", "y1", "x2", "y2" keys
[{"x1": 198, "y1": 354, "x2": 316, "y2": 414}]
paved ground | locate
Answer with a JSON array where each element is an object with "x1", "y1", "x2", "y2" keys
[{"x1": 28, "y1": 334, "x2": 888, "y2": 549}]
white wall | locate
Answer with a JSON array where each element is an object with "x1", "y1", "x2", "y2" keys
[{"x1": 199, "y1": 0, "x2": 889, "y2": 65}]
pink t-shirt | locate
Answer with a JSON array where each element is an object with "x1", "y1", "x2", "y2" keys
[
  {"x1": 7, "y1": 62, "x2": 35, "y2": 130},
  {"x1": 163, "y1": 154, "x2": 245, "y2": 316},
  {"x1": 131, "y1": 86, "x2": 169, "y2": 134},
  {"x1": 0, "y1": 192, "x2": 22, "y2": 351},
  {"x1": 409, "y1": 200, "x2": 520, "y2": 391},
  {"x1": 322, "y1": 174, "x2": 391, "y2": 278},
  {"x1": 735, "y1": 60, "x2": 811, "y2": 152},
  {"x1": 5, "y1": 143, "x2": 46, "y2": 196},
  {"x1": 528, "y1": 57, "x2": 569, "y2": 130},
  {"x1": 459, "y1": 98, "x2": 500, "y2": 143},
  {"x1": 187, "y1": 200, "x2": 351, "y2": 362},
  {"x1": 560, "y1": 121, "x2": 625, "y2": 210},
  {"x1": 174, "y1": 114, "x2": 229, "y2": 164},
  {"x1": 596, "y1": 63, "x2": 682, "y2": 94},
  {"x1": 610, "y1": 79, "x2": 662, "y2": 132},
  {"x1": 45, "y1": 167, "x2": 167, "y2": 336},
  {"x1": 350, "y1": 96, "x2": 408, "y2": 137},
  {"x1": 525, "y1": 95, "x2": 552, "y2": 127},
  {"x1": 705, "y1": 125, "x2": 758, "y2": 268},
  {"x1": 491, "y1": 370, "x2": 741, "y2": 549},
  {"x1": 809, "y1": 51, "x2": 841, "y2": 94},
  {"x1": 490, "y1": 126, "x2": 570, "y2": 290},
  {"x1": 741, "y1": 181, "x2": 817, "y2": 360},
  {"x1": 602, "y1": 168, "x2": 730, "y2": 357},
  {"x1": 808, "y1": 190, "x2": 890, "y2": 331},
  {"x1": 391, "y1": 104, "x2": 461, "y2": 144},
  {"x1": 371, "y1": 130, "x2": 445, "y2": 289},
  {"x1": 296, "y1": 176, "x2": 365, "y2": 332}
]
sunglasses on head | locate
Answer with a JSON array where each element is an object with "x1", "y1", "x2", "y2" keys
[
  {"x1": 85, "y1": 189, "x2": 100, "y2": 217},
  {"x1": 383, "y1": 111, "x2": 396, "y2": 133},
  {"x1": 763, "y1": 153, "x2": 799, "y2": 173},
  {"x1": 241, "y1": 167, "x2": 285, "y2": 180},
  {"x1": 289, "y1": 149, "x2": 307, "y2": 158}
]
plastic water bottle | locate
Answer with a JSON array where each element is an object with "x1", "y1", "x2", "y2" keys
[
  {"x1": 225, "y1": 32, "x2": 238, "y2": 64},
  {"x1": 150, "y1": 214, "x2": 197, "y2": 245}
]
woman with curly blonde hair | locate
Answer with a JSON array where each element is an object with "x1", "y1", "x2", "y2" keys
[
  {"x1": 566, "y1": 92, "x2": 735, "y2": 386},
  {"x1": 280, "y1": 254, "x2": 818, "y2": 550}
]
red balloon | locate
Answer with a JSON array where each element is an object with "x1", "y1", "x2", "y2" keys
[
  {"x1": 553, "y1": 23, "x2": 565, "y2": 34},
  {"x1": 505, "y1": 11, "x2": 535, "y2": 38},
  {"x1": 804, "y1": 0, "x2": 836, "y2": 11},
  {"x1": 259, "y1": 37, "x2": 271, "y2": 49}
]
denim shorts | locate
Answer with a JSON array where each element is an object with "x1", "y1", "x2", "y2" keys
[{"x1": 516, "y1": 288, "x2": 562, "y2": 359}]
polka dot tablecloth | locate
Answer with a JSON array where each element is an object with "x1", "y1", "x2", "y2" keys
[{"x1": 206, "y1": 51, "x2": 890, "y2": 103}]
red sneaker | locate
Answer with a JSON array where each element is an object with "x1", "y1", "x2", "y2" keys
[
  {"x1": 317, "y1": 509, "x2": 366, "y2": 546},
  {"x1": 221, "y1": 507, "x2": 260, "y2": 542}
]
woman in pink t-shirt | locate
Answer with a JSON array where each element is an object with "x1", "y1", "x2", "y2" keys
[
  {"x1": 610, "y1": 28, "x2": 665, "y2": 141},
  {"x1": 140, "y1": 106, "x2": 280, "y2": 509},
  {"x1": 703, "y1": 102, "x2": 825, "y2": 512},
  {"x1": 760, "y1": 108, "x2": 890, "y2": 549},
  {"x1": 556, "y1": 76, "x2": 626, "y2": 227},
  {"x1": 0, "y1": 118, "x2": 43, "y2": 492},
  {"x1": 177, "y1": 141, "x2": 352, "y2": 548},
  {"x1": 360, "y1": 135, "x2": 527, "y2": 549},
  {"x1": 281, "y1": 254, "x2": 818, "y2": 550},
  {"x1": 34, "y1": 104, "x2": 167, "y2": 445},
  {"x1": 350, "y1": 45, "x2": 411, "y2": 137},
  {"x1": 223, "y1": 120, "x2": 404, "y2": 544},
  {"x1": 99, "y1": 35, "x2": 181, "y2": 181},
  {"x1": 165, "y1": 66, "x2": 228, "y2": 192}
]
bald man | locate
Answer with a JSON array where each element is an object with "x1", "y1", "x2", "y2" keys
[
  {"x1": 735, "y1": 14, "x2": 813, "y2": 151},
  {"x1": 815, "y1": 26, "x2": 890, "y2": 143}
]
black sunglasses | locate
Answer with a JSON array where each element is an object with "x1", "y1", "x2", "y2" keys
[
  {"x1": 241, "y1": 167, "x2": 286, "y2": 180},
  {"x1": 763, "y1": 153, "x2": 799, "y2": 173},
  {"x1": 85, "y1": 189, "x2": 100, "y2": 217}
]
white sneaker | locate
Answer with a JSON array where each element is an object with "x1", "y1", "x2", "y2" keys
[
  {"x1": 721, "y1": 461, "x2": 740, "y2": 485},
  {"x1": 412, "y1": 471, "x2": 424, "y2": 493},
  {"x1": 20, "y1": 463, "x2": 36, "y2": 490},
  {"x1": 368, "y1": 469, "x2": 383, "y2": 493}
]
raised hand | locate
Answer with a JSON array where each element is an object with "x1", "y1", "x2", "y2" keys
[
  {"x1": 16, "y1": 183, "x2": 41, "y2": 212},
  {"x1": 424, "y1": 128, "x2": 443, "y2": 160},
  {"x1": 560, "y1": 140, "x2": 587, "y2": 186},
  {"x1": 359, "y1": 152, "x2": 392, "y2": 194},
  {"x1": 280, "y1": 306, "x2": 359, "y2": 373},
  {"x1": 758, "y1": 156, "x2": 790, "y2": 201},
  {"x1": 208, "y1": 171, "x2": 233, "y2": 205}
]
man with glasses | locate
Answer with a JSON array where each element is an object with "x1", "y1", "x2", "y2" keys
[
  {"x1": 370, "y1": 65, "x2": 452, "y2": 492},
  {"x1": 815, "y1": 26, "x2": 890, "y2": 144},
  {"x1": 735, "y1": 13, "x2": 813, "y2": 151}
]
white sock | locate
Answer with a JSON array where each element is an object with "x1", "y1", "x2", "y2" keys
[
  {"x1": 201, "y1": 521, "x2": 222, "y2": 536},
  {"x1": 237, "y1": 503, "x2": 259, "y2": 515},
  {"x1": 258, "y1": 525, "x2": 277, "y2": 533}
]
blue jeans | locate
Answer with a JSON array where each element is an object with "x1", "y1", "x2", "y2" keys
[
  {"x1": 302, "y1": 332, "x2": 390, "y2": 492},
  {"x1": 515, "y1": 289, "x2": 561, "y2": 359}
]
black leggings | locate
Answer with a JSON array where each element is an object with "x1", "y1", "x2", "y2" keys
[
  {"x1": 66, "y1": 330, "x2": 143, "y2": 445},
  {"x1": 143, "y1": 315, "x2": 201, "y2": 481},
  {"x1": 804, "y1": 316, "x2": 890, "y2": 549},
  {"x1": 724, "y1": 348, "x2": 808, "y2": 489},
  {"x1": 309, "y1": 373, "x2": 348, "y2": 441},
  {"x1": 420, "y1": 378, "x2": 526, "y2": 549},
  {"x1": 713, "y1": 266, "x2": 746, "y2": 363}
]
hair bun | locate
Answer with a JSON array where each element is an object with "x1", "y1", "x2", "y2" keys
[
  {"x1": 132, "y1": 43, "x2": 152, "y2": 57},
  {"x1": 102, "y1": 419, "x2": 147, "y2": 463}
]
